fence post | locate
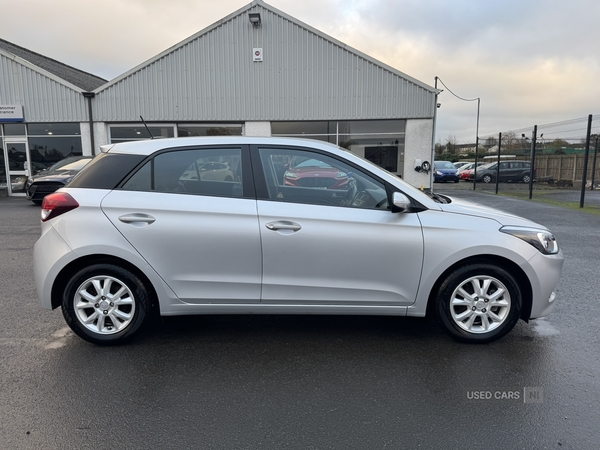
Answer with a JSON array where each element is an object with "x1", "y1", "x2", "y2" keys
[
  {"x1": 495, "y1": 132, "x2": 501, "y2": 195},
  {"x1": 529, "y1": 125, "x2": 537, "y2": 199},
  {"x1": 591, "y1": 136, "x2": 598, "y2": 190},
  {"x1": 579, "y1": 114, "x2": 592, "y2": 208}
]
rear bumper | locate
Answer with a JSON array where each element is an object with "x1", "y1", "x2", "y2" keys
[{"x1": 33, "y1": 224, "x2": 76, "y2": 310}]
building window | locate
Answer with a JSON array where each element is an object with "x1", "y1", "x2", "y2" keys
[
  {"x1": 3, "y1": 123, "x2": 26, "y2": 135},
  {"x1": 109, "y1": 125, "x2": 175, "y2": 143},
  {"x1": 27, "y1": 123, "x2": 83, "y2": 173},
  {"x1": 271, "y1": 120, "x2": 406, "y2": 176},
  {"x1": 178, "y1": 124, "x2": 243, "y2": 137},
  {"x1": 108, "y1": 124, "x2": 244, "y2": 144}
]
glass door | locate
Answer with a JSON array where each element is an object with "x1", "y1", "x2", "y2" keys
[{"x1": 3, "y1": 141, "x2": 30, "y2": 195}]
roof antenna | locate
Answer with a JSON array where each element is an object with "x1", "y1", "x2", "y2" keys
[{"x1": 140, "y1": 116, "x2": 155, "y2": 139}]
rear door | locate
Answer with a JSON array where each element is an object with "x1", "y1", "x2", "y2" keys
[{"x1": 101, "y1": 146, "x2": 262, "y2": 304}]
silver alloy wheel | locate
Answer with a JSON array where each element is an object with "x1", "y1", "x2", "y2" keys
[
  {"x1": 73, "y1": 275, "x2": 136, "y2": 335},
  {"x1": 449, "y1": 275, "x2": 511, "y2": 334}
]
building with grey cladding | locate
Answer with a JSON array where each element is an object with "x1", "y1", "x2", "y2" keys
[{"x1": 0, "y1": 0, "x2": 436, "y2": 197}]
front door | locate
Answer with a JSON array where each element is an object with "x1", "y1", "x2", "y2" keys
[
  {"x1": 2, "y1": 141, "x2": 30, "y2": 196},
  {"x1": 254, "y1": 146, "x2": 424, "y2": 306}
]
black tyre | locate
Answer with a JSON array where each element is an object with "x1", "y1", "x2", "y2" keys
[
  {"x1": 62, "y1": 264, "x2": 152, "y2": 345},
  {"x1": 433, "y1": 263, "x2": 522, "y2": 343},
  {"x1": 482, "y1": 174, "x2": 493, "y2": 184}
]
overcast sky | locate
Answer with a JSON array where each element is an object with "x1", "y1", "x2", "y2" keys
[{"x1": 3, "y1": 0, "x2": 600, "y2": 143}]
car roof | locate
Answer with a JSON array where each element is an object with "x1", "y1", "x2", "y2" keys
[{"x1": 99, "y1": 136, "x2": 341, "y2": 156}]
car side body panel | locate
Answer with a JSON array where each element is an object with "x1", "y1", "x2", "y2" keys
[{"x1": 33, "y1": 188, "x2": 182, "y2": 311}]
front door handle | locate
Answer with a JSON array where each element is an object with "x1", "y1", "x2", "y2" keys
[
  {"x1": 265, "y1": 221, "x2": 301, "y2": 232},
  {"x1": 118, "y1": 213, "x2": 156, "y2": 225}
]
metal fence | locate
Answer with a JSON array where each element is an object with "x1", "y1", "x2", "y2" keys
[{"x1": 454, "y1": 114, "x2": 600, "y2": 206}]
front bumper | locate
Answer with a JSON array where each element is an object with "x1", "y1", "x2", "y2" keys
[{"x1": 525, "y1": 249, "x2": 564, "y2": 319}]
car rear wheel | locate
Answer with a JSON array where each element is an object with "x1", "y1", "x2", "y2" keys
[
  {"x1": 433, "y1": 263, "x2": 522, "y2": 343},
  {"x1": 482, "y1": 174, "x2": 493, "y2": 183},
  {"x1": 522, "y1": 174, "x2": 531, "y2": 183},
  {"x1": 62, "y1": 264, "x2": 152, "y2": 345}
]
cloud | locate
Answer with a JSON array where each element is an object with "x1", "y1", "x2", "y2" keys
[{"x1": 3, "y1": 0, "x2": 599, "y2": 142}]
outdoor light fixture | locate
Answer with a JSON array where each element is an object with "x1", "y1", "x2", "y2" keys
[{"x1": 249, "y1": 13, "x2": 261, "y2": 27}]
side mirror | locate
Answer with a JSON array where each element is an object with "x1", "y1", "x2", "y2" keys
[{"x1": 392, "y1": 192, "x2": 411, "y2": 212}]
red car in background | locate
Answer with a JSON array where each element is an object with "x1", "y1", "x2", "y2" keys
[
  {"x1": 284, "y1": 157, "x2": 349, "y2": 189},
  {"x1": 458, "y1": 162, "x2": 484, "y2": 181}
]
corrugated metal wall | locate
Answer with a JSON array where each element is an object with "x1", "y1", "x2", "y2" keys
[
  {"x1": 0, "y1": 54, "x2": 88, "y2": 122},
  {"x1": 93, "y1": 4, "x2": 434, "y2": 122}
]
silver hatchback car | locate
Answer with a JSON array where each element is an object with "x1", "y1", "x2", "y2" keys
[{"x1": 33, "y1": 137, "x2": 563, "y2": 345}]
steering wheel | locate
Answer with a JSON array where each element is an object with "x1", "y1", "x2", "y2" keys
[{"x1": 340, "y1": 181, "x2": 358, "y2": 206}]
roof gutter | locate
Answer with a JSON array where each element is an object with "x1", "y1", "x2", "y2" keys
[{"x1": 82, "y1": 92, "x2": 96, "y2": 155}]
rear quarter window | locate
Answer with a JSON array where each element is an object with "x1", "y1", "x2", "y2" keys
[{"x1": 67, "y1": 153, "x2": 146, "y2": 190}]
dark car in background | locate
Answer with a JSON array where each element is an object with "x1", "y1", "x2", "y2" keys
[
  {"x1": 25, "y1": 156, "x2": 93, "y2": 204},
  {"x1": 433, "y1": 161, "x2": 459, "y2": 183},
  {"x1": 471, "y1": 161, "x2": 535, "y2": 184}
]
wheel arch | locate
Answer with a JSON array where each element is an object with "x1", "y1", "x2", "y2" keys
[
  {"x1": 50, "y1": 254, "x2": 160, "y2": 314},
  {"x1": 426, "y1": 254, "x2": 533, "y2": 321}
]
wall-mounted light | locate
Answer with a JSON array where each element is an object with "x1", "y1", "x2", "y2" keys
[{"x1": 249, "y1": 13, "x2": 261, "y2": 27}]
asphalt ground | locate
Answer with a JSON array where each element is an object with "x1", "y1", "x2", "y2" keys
[
  {"x1": 437, "y1": 180, "x2": 600, "y2": 211},
  {"x1": 1, "y1": 193, "x2": 599, "y2": 449}
]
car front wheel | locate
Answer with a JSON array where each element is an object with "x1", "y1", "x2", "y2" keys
[
  {"x1": 62, "y1": 264, "x2": 152, "y2": 345},
  {"x1": 433, "y1": 263, "x2": 522, "y2": 343}
]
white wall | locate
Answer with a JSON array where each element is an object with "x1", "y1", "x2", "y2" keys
[
  {"x1": 244, "y1": 121, "x2": 271, "y2": 137},
  {"x1": 403, "y1": 119, "x2": 433, "y2": 189},
  {"x1": 80, "y1": 121, "x2": 110, "y2": 155},
  {"x1": 79, "y1": 122, "x2": 92, "y2": 156}
]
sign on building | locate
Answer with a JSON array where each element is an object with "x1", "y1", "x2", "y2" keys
[{"x1": 0, "y1": 105, "x2": 24, "y2": 122}]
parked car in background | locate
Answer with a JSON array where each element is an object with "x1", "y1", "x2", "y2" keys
[
  {"x1": 284, "y1": 156, "x2": 349, "y2": 189},
  {"x1": 433, "y1": 161, "x2": 459, "y2": 183},
  {"x1": 453, "y1": 161, "x2": 471, "y2": 169},
  {"x1": 471, "y1": 161, "x2": 535, "y2": 183},
  {"x1": 33, "y1": 137, "x2": 563, "y2": 346},
  {"x1": 458, "y1": 162, "x2": 484, "y2": 181},
  {"x1": 25, "y1": 156, "x2": 93, "y2": 204}
]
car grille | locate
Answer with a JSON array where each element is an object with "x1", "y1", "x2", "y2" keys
[{"x1": 297, "y1": 178, "x2": 337, "y2": 188}]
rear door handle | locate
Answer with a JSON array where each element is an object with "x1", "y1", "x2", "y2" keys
[
  {"x1": 118, "y1": 213, "x2": 156, "y2": 225},
  {"x1": 265, "y1": 221, "x2": 301, "y2": 232}
]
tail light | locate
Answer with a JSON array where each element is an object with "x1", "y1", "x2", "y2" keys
[{"x1": 41, "y1": 192, "x2": 79, "y2": 222}]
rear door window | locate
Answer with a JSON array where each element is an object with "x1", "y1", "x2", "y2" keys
[{"x1": 122, "y1": 147, "x2": 246, "y2": 198}]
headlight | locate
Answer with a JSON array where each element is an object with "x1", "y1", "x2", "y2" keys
[
  {"x1": 284, "y1": 171, "x2": 297, "y2": 179},
  {"x1": 500, "y1": 226, "x2": 559, "y2": 255},
  {"x1": 435, "y1": 170, "x2": 442, "y2": 175},
  {"x1": 336, "y1": 171, "x2": 347, "y2": 178}
]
